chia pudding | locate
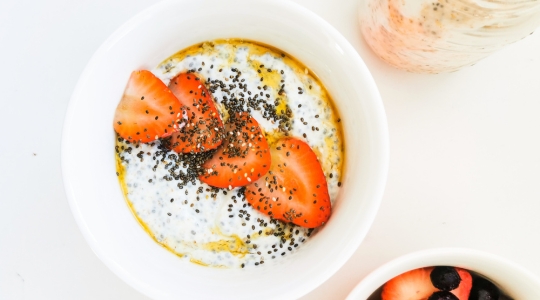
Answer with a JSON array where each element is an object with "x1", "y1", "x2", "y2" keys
[{"x1": 115, "y1": 39, "x2": 344, "y2": 268}]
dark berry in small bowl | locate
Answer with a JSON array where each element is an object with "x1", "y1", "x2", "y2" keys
[
  {"x1": 469, "y1": 277, "x2": 500, "y2": 300},
  {"x1": 431, "y1": 266, "x2": 462, "y2": 291},
  {"x1": 429, "y1": 291, "x2": 459, "y2": 300}
]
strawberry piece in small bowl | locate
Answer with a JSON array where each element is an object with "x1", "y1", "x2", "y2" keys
[
  {"x1": 448, "y1": 268, "x2": 472, "y2": 299},
  {"x1": 381, "y1": 267, "x2": 438, "y2": 300},
  {"x1": 381, "y1": 267, "x2": 472, "y2": 300}
]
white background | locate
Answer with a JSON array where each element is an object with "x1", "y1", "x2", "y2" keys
[{"x1": 1, "y1": 0, "x2": 539, "y2": 299}]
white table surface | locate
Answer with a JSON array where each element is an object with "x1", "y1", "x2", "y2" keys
[{"x1": 1, "y1": 0, "x2": 539, "y2": 299}]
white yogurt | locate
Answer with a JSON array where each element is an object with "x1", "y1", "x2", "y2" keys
[{"x1": 116, "y1": 40, "x2": 344, "y2": 268}]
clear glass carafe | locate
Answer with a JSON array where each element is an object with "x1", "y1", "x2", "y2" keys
[{"x1": 360, "y1": 0, "x2": 540, "y2": 73}]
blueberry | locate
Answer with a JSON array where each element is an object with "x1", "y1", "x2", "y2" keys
[
  {"x1": 428, "y1": 291, "x2": 459, "y2": 300},
  {"x1": 469, "y1": 277, "x2": 500, "y2": 300},
  {"x1": 431, "y1": 266, "x2": 461, "y2": 291}
]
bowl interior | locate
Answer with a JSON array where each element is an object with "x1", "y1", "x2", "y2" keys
[
  {"x1": 346, "y1": 248, "x2": 540, "y2": 300},
  {"x1": 62, "y1": 0, "x2": 388, "y2": 299}
]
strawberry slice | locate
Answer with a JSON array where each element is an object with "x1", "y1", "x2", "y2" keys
[
  {"x1": 113, "y1": 70, "x2": 182, "y2": 143},
  {"x1": 382, "y1": 267, "x2": 473, "y2": 300},
  {"x1": 199, "y1": 112, "x2": 271, "y2": 188},
  {"x1": 382, "y1": 267, "x2": 438, "y2": 300},
  {"x1": 244, "y1": 138, "x2": 331, "y2": 228},
  {"x1": 451, "y1": 268, "x2": 472, "y2": 299},
  {"x1": 167, "y1": 72, "x2": 224, "y2": 153}
]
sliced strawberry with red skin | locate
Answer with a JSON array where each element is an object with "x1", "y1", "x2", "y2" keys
[
  {"x1": 382, "y1": 267, "x2": 438, "y2": 300},
  {"x1": 113, "y1": 70, "x2": 182, "y2": 143},
  {"x1": 168, "y1": 72, "x2": 224, "y2": 153},
  {"x1": 244, "y1": 138, "x2": 331, "y2": 228},
  {"x1": 199, "y1": 112, "x2": 271, "y2": 188},
  {"x1": 451, "y1": 268, "x2": 472, "y2": 299}
]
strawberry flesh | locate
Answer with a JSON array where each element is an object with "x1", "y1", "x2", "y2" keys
[
  {"x1": 244, "y1": 137, "x2": 331, "y2": 228},
  {"x1": 451, "y1": 268, "x2": 472, "y2": 299},
  {"x1": 382, "y1": 267, "x2": 438, "y2": 300},
  {"x1": 382, "y1": 267, "x2": 473, "y2": 300},
  {"x1": 113, "y1": 70, "x2": 182, "y2": 143},
  {"x1": 199, "y1": 112, "x2": 271, "y2": 188},
  {"x1": 167, "y1": 72, "x2": 224, "y2": 153}
]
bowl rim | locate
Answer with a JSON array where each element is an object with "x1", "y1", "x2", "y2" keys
[
  {"x1": 61, "y1": 0, "x2": 389, "y2": 298},
  {"x1": 345, "y1": 247, "x2": 540, "y2": 299}
]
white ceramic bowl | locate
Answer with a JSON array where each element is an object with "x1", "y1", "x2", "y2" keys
[
  {"x1": 346, "y1": 248, "x2": 540, "y2": 299},
  {"x1": 62, "y1": 0, "x2": 388, "y2": 299}
]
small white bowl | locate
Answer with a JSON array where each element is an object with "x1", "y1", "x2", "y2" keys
[
  {"x1": 62, "y1": 0, "x2": 388, "y2": 299},
  {"x1": 346, "y1": 248, "x2": 540, "y2": 299}
]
